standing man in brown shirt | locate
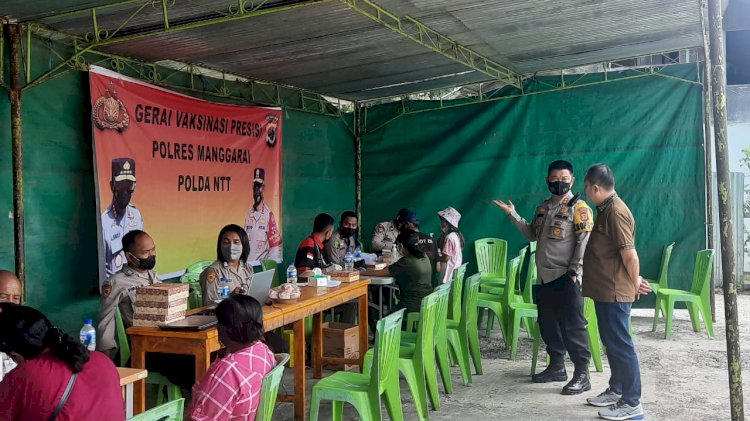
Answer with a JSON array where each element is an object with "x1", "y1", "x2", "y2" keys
[{"x1": 582, "y1": 164, "x2": 651, "y2": 421}]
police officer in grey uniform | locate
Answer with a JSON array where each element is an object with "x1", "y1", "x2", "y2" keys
[
  {"x1": 200, "y1": 224, "x2": 255, "y2": 305},
  {"x1": 326, "y1": 211, "x2": 361, "y2": 265},
  {"x1": 96, "y1": 229, "x2": 159, "y2": 354},
  {"x1": 102, "y1": 158, "x2": 144, "y2": 277},
  {"x1": 494, "y1": 160, "x2": 594, "y2": 395},
  {"x1": 371, "y1": 209, "x2": 404, "y2": 253},
  {"x1": 244, "y1": 168, "x2": 282, "y2": 263}
]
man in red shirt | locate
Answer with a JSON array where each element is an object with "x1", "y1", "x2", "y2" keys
[{"x1": 294, "y1": 213, "x2": 335, "y2": 277}]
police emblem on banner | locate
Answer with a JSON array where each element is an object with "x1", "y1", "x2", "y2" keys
[
  {"x1": 92, "y1": 82, "x2": 130, "y2": 132},
  {"x1": 265, "y1": 114, "x2": 279, "y2": 147}
]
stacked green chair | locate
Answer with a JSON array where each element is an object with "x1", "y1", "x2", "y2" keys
[
  {"x1": 310, "y1": 309, "x2": 406, "y2": 421},
  {"x1": 479, "y1": 246, "x2": 528, "y2": 336},
  {"x1": 256, "y1": 353, "x2": 290, "y2": 421},
  {"x1": 652, "y1": 249, "x2": 715, "y2": 340},
  {"x1": 446, "y1": 274, "x2": 482, "y2": 386},
  {"x1": 180, "y1": 259, "x2": 212, "y2": 309},
  {"x1": 475, "y1": 238, "x2": 508, "y2": 291},
  {"x1": 476, "y1": 256, "x2": 521, "y2": 340},
  {"x1": 260, "y1": 259, "x2": 281, "y2": 288},
  {"x1": 129, "y1": 398, "x2": 184, "y2": 421},
  {"x1": 114, "y1": 309, "x2": 182, "y2": 407},
  {"x1": 365, "y1": 286, "x2": 450, "y2": 419}
]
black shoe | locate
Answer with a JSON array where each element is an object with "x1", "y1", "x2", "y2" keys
[
  {"x1": 532, "y1": 364, "x2": 567, "y2": 383},
  {"x1": 561, "y1": 370, "x2": 591, "y2": 395}
]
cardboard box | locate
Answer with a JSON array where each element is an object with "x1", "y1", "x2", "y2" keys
[
  {"x1": 323, "y1": 322, "x2": 359, "y2": 371},
  {"x1": 329, "y1": 270, "x2": 360, "y2": 283},
  {"x1": 133, "y1": 283, "x2": 189, "y2": 327}
]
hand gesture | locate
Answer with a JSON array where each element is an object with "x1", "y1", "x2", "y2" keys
[
  {"x1": 493, "y1": 199, "x2": 515, "y2": 215},
  {"x1": 636, "y1": 276, "x2": 652, "y2": 299}
]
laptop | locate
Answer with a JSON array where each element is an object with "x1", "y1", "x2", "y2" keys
[
  {"x1": 159, "y1": 315, "x2": 217, "y2": 331},
  {"x1": 248, "y1": 268, "x2": 275, "y2": 305}
]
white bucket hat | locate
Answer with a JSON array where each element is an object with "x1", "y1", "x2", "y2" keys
[{"x1": 438, "y1": 207, "x2": 461, "y2": 228}]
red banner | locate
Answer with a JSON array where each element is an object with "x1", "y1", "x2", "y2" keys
[{"x1": 89, "y1": 66, "x2": 283, "y2": 279}]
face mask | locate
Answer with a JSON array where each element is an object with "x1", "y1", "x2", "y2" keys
[
  {"x1": 548, "y1": 181, "x2": 571, "y2": 196},
  {"x1": 222, "y1": 243, "x2": 243, "y2": 261},
  {"x1": 130, "y1": 254, "x2": 156, "y2": 270},
  {"x1": 340, "y1": 227, "x2": 357, "y2": 238}
]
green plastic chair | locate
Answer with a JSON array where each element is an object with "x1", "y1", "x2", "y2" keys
[
  {"x1": 479, "y1": 246, "x2": 528, "y2": 335},
  {"x1": 179, "y1": 259, "x2": 214, "y2": 284},
  {"x1": 129, "y1": 398, "x2": 184, "y2": 421},
  {"x1": 475, "y1": 238, "x2": 508, "y2": 290},
  {"x1": 646, "y1": 242, "x2": 675, "y2": 320},
  {"x1": 187, "y1": 285, "x2": 203, "y2": 310},
  {"x1": 584, "y1": 297, "x2": 604, "y2": 372},
  {"x1": 256, "y1": 353, "x2": 290, "y2": 421},
  {"x1": 520, "y1": 252, "x2": 537, "y2": 305},
  {"x1": 652, "y1": 249, "x2": 715, "y2": 340},
  {"x1": 502, "y1": 253, "x2": 541, "y2": 362},
  {"x1": 310, "y1": 309, "x2": 405, "y2": 421},
  {"x1": 448, "y1": 263, "x2": 469, "y2": 322},
  {"x1": 260, "y1": 259, "x2": 281, "y2": 288},
  {"x1": 365, "y1": 287, "x2": 449, "y2": 419},
  {"x1": 476, "y1": 256, "x2": 520, "y2": 340},
  {"x1": 446, "y1": 273, "x2": 482, "y2": 386},
  {"x1": 114, "y1": 308, "x2": 182, "y2": 407}
]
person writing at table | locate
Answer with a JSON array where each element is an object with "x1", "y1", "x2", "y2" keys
[
  {"x1": 200, "y1": 224, "x2": 255, "y2": 305},
  {"x1": 187, "y1": 295, "x2": 276, "y2": 421},
  {"x1": 295, "y1": 213, "x2": 336, "y2": 279},
  {"x1": 361, "y1": 230, "x2": 433, "y2": 316}
]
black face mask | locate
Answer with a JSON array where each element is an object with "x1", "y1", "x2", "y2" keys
[
  {"x1": 131, "y1": 254, "x2": 156, "y2": 271},
  {"x1": 340, "y1": 227, "x2": 358, "y2": 238},
  {"x1": 548, "y1": 181, "x2": 571, "y2": 196}
]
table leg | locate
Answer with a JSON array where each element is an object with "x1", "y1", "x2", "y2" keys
[
  {"x1": 125, "y1": 383, "x2": 134, "y2": 419},
  {"x1": 293, "y1": 318, "x2": 307, "y2": 421},
  {"x1": 195, "y1": 347, "x2": 211, "y2": 386},
  {"x1": 312, "y1": 312, "x2": 323, "y2": 379},
  {"x1": 378, "y1": 286, "x2": 384, "y2": 320},
  {"x1": 358, "y1": 293, "x2": 368, "y2": 366},
  {"x1": 131, "y1": 344, "x2": 146, "y2": 415}
]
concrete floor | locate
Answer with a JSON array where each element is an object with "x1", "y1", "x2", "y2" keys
[{"x1": 271, "y1": 293, "x2": 750, "y2": 420}]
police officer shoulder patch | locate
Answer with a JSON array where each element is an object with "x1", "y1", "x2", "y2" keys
[
  {"x1": 102, "y1": 283, "x2": 113, "y2": 298},
  {"x1": 375, "y1": 224, "x2": 385, "y2": 234},
  {"x1": 206, "y1": 270, "x2": 218, "y2": 284},
  {"x1": 573, "y1": 203, "x2": 594, "y2": 233}
]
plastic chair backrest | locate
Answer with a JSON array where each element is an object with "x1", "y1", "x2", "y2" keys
[
  {"x1": 462, "y1": 274, "x2": 481, "y2": 328},
  {"x1": 415, "y1": 289, "x2": 445, "y2": 363},
  {"x1": 129, "y1": 398, "x2": 185, "y2": 421},
  {"x1": 371, "y1": 309, "x2": 405, "y2": 395},
  {"x1": 114, "y1": 308, "x2": 131, "y2": 366},
  {"x1": 501, "y1": 256, "x2": 522, "y2": 307},
  {"x1": 657, "y1": 242, "x2": 675, "y2": 289},
  {"x1": 256, "y1": 353, "x2": 290, "y2": 421},
  {"x1": 449, "y1": 263, "x2": 468, "y2": 321},
  {"x1": 691, "y1": 249, "x2": 715, "y2": 298},
  {"x1": 529, "y1": 241, "x2": 537, "y2": 253},
  {"x1": 474, "y1": 238, "x2": 508, "y2": 276},
  {"x1": 522, "y1": 253, "x2": 537, "y2": 304},
  {"x1": 180, "y1": 260, "x2": 214, "y2": 283},
  {"x1": 434, "y1": 283, "x2": 451, "y2": 334},
  {"x1": 260, "y1": 259, "x2": 280, "y2": 288}
]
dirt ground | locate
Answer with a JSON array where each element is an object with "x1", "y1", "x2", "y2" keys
[{"x1": 271, "y1": 293, "x2": 750, "y2": 420}]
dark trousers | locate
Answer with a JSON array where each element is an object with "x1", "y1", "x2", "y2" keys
[
  {"x1": 536, "y1": 274, "x2": 591, "y2": 369},
  {"x1": 595, "y1": 301, "x2": 642, "y2": 406}
]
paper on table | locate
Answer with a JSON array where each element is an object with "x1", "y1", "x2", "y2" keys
[{"x1": 326, "y1": 280, "x2": 341, "y2": 287}]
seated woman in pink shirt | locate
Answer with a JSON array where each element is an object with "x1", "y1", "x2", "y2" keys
[
  {"x1": 187, "y1": 295, "x2": 276, "y2": 421},
  {"x1": 0, "y1": 305, "x2": 124, "y2": 421}
]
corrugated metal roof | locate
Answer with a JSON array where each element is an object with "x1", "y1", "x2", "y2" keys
[{"x1": 2, "y1": 0, "x2": 705, "y2": 100}]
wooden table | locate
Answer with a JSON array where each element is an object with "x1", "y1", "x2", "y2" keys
[
  {"x1": 117, "y1": 367, "x2": 148, "y2": 419},
  {"x1": 127, "y1": 279, "x2": 370, "y2": 420}
]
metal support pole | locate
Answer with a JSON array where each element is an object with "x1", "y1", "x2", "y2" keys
[
  {"x1": 707, "y1": 0, "x2": 744, "y2": 419},
  {"x1": 700, "y1": 0, "x2": 716, "y2": 322},
  {"x1": 6, "y1": 24, "x2": 26, "y2": 295},
  {"x1": 354, "y1": 103, "x2": 362, "y2": 240}
]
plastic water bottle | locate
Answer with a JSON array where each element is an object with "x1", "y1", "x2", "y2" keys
[
  {"x1": 218, "y1": 278, "x2": 231, "y2": 299},
  {"x1": 354, "y1": 245, "x2": 362, "y2": 259},
  {"x1": 287, "y1": 264, "x2": 298, "y2": 285},
  {"x1": 391, "y1": 244, "x2": 399, "y2": 261},
  {"x1": 79, "y1": 319, "x2": 96, "y2": 351},
  {"x1": 344, "y1": 247, "x2": 354, "y2": 271}
]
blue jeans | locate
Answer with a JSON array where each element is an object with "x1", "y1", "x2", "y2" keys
[{"x1": 595, "y1": 301, "x2": 642, "y2": 406}]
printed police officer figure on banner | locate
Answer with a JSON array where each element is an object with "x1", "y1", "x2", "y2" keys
[
  {"x1": 101, "y1": 158, "x2": 144, "y2": 276},
  {"x1": 244, "y1": 167, "x2": 282, "y2": 262}
]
